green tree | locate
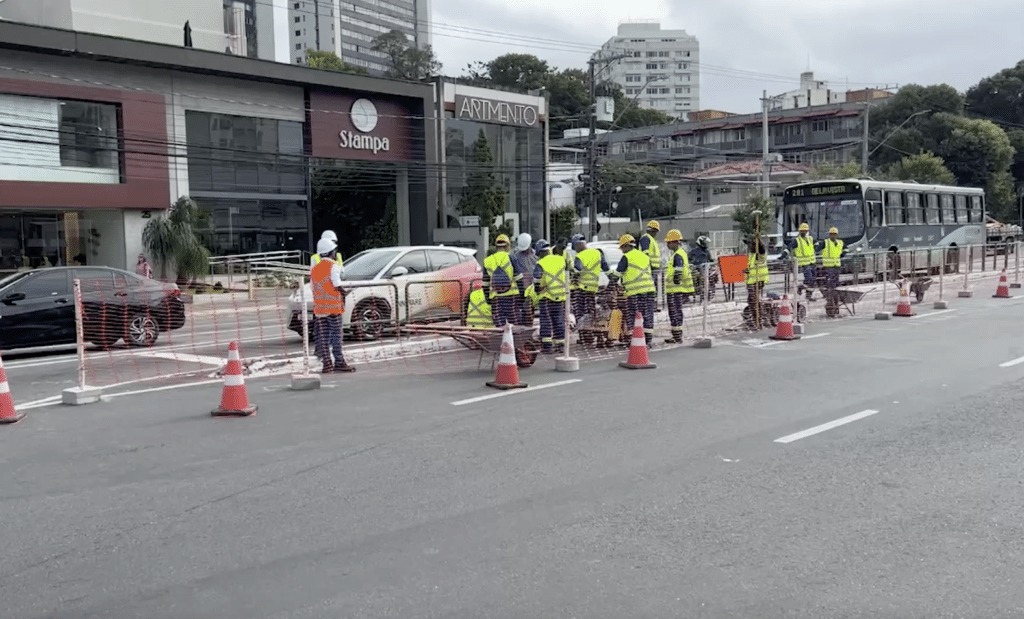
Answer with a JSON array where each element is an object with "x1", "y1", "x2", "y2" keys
[
  {"x1": 480, "y1": 53, "x2": 551, "y2": 92},
  {"x1": 867, "y1": 84, "x2": 964, "y2": 169},
  {"x1": 361, "y1": 194, "x2": 398, "y2": 250},
  {"x1": 142, "y1": 196, "x2": 212, "y2": 283},
  {"x1": 458, "y1": 129, "x2": 508, "y2": 241},
  {"x1": 732, "y1": 194, "x2": 774, "y2": 240},
  {"x1": 372, "y1": 29, "x2": 441, "y2": 81},
  {"x1": 550, "y1": 205, "x2": 578, "y2": 241},
  {"x1": 311, "y1": 161, "x2": 397, "y2": 259},
  {"x1": 544, "y1": 68, "x2": 589, "y2": 139},
  {"x1": 803, "y1": 161, "x2": 863, "y2": 181},
  {"x1": 601, "y1": 83, "x2": 675, "y2": 129},
  {"x1": 937, "y1": 116, "x2": 1017, "y2": 219},
  {"x1": 305, "y1": 50, "x2": 369, "y2": 75},
  {"x1": 583, "y1": 160, "x2": 676, "y2": 220},
  {"x1": 881, "y1": 152, "x2": 956, "y2": 185},
  {"x1": 966, "y1": 60, "x2": 1024, "y2": 186}
]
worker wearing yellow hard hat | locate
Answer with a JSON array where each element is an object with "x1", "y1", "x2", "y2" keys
[
  {"x1": 790, "y1": 221, "x2": 818, "y2": 302},
  {"x1": 482, "y1": 233, "x2": 524, "y2": 327},
  {"x1": 612, "y1": 232, "x2": 656, "y2": 346},
  {"x1": 821, "y1": 226, "x2": 844, "y2": 314},
  {"x1": 638, "y1": 220, "x2": 663, "y2": 312},
  {"x1": 663, "y1": 229, "x2": 693, "y2": 343}
]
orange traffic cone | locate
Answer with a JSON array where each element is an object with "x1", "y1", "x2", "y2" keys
[
  {"x1": 893, "y1": 285, "x2": 916, "y2": 317},
  {"x1": 619, "y1": 312, "x2": 657, "y2": 370},
  {"x1": 0, "y1": 351, "x2": 26, "y2": 425},
  {"x1": 769, "y1": 295, "x2": 800, "y2": 341},
  {"x1": 993, "y1": 270, "x2": 1012, "y2": 298},
  {"x1": 486, "y1": 324, "x2": 528, "y2": 390},
  {"x1": 211, "y1": 341, "x2": 257, "y2": 417}
]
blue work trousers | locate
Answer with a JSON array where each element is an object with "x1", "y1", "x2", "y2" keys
[
  {"x1": 491, "y1": 295, "x2": 516, "y2": 327},
  {"x1": 539, "y1": 298, "x2": 565, "y2": 352},
  {"x1": 314, "y1": 315, "x2": 346, "y2": 370},
  {"x1": 625, "y1": 293, "x2": 655, "y2": 346}
]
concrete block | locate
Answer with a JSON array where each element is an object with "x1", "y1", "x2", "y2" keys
[
  {"x1": 693, "y1": 337, "x2": 715, "y2": 349},
  {"x1": 1010, "y1": 283, "x2": 1022, "y2": 289},
  {"x1": 62, "y1": 385, "x2": 103, "y2": 406},
  {"x1": 555, "y1": 356, "x2": 580, "y2": 372},
  {"x1": 874, "y1": 312, "x2": 891, "y2": 321},
  {"x1": 290, "y1": 374, "x2": 321, "y2": 391},
  {"x1": 933, "y1": 299, "x2": 949, "y2": 309},
  {"x1": 958, "y1": 290, "x2": 974, "y2": 298},
  {"x1": 792, "y1": 323, "x2": 805, "y2": 335}
]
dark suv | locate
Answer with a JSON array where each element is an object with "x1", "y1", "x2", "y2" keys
[{"x1": 0, "y1": 267, "x2": 186, "y2": 350}]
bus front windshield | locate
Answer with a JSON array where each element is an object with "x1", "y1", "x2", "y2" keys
[{"x1": 785, "y1": 198, "x2": 865, "y2": 240}]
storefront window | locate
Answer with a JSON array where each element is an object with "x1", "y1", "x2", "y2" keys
[
  {"x1": 192, "y1": 198, "x2": 309, "y2": 255},
  {"x1": 443, "y1": 119, "x2": 545, "y2": 239},
  {"x1": 0, "y1": 212, "x2": 93, "y2": 272}
]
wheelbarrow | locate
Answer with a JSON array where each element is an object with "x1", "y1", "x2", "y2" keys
[{"x1": 402, "y1": 324, "x2": 541, "y2": 368}]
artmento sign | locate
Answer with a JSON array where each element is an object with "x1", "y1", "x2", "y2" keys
[
  {"x1": 455, "y1": 95, "x2": 539, "y2": 128},
  {"x1": 309, "y1": 90, "x2": 419, "y2": 162}
]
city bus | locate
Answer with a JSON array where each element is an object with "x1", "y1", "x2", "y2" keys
[{"x1": 780, "y1": 178, "x2": 986, "y2": 272}]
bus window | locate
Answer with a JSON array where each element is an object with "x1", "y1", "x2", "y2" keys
[
  {"x1": 886, "y1": 191, "x2": 905, "y2": 224},
  {"x1": 925, "y1": 194, "x2": 940, "y2": 225},
  {"x1": 955, "y1": 195, "x2": 968, "y2": 223},
  {"x1": 969, "y1": 195, "x2": 983, "y2": 223},
  {"x1": 940, "y1": 194, "x2": 955, "y2": 223},
  {"x1": 906, "y1": 192, "x2": 924, "y2": 224},
  {"x1": 865, "y1": 189, "x2": 883, "y2": 227}
]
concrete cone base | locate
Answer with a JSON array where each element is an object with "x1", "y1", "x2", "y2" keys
[
  {"x1": 0, "y1": 412, "x2": 26, "y2": 425},
  {"x1": 485, "y1": 381, "x2": 527, "y2": 390},
  {"x1": 211, "y1": 406, "x2": 257, "y2": 417}
]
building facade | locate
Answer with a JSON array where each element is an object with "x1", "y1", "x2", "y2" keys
[
  {"x1": 437, "y1": 82, "x2": 548, "y2": 241},
  {"x1": 0, "y1": 21, "x2": 437, "y2": 272},
  {"x1": 597, "y1": 21, "x2": 700, "y2": 121},
  {"x1": 289, "y1": 0, "x2": 431, "y2": 73}
]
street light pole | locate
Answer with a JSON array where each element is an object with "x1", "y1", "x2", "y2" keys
[{"x1": 587, "y1": 52, "x2": 630, "y2": 242}]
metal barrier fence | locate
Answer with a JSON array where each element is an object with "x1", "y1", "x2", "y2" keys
[{"x1": 56, "y1": 241, "x2": 1018, "y2": 403}]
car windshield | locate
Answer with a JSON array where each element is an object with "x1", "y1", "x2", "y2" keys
[
  {"x1": 0, "y1": 271, "x2": 32, "y2": 293},
  {"x1": 340, "y1": 250, "x2": 401, "y2": 281}
]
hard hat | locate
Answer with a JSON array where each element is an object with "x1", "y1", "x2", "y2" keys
[
  {"x1": 316, "y1": 238, "x2": 337, "y2": 256},
  {"x1": 495, "y1": 234, "x2": 510, "y2": 246},
  {"x1": 320, "y1": 230, "x2": 338, "y2": 243},
  {"x1": 799, "y1": 223, "x2": 810, "y2": 232},
  {"x1": 534, "y1": 239, "x2": 550, "y2": 253},
  {"x1": 571, "y1": 233, "x2": 585, "y2": 247},
  {"x1": 619, "y1": 234, "x2": 636, "y2": 246},
  {"x1": 697, "y1": 235, "x2": 709, "y2": 248},
  {"x1": 555, "y1": 237, "x2": 568, "y2": 248},
  {"x1": 516, "y1": 233, "x2": 532, "y2": 252},
  {"x1": 647, "y1": 220, "x2": 661, "y2": 232},
  {"x1": 829, "y1": 227, "x2": 839, "y2": 235},
  {"x1": 664, "y1": 229, "x2": 683, "y2": 243}
]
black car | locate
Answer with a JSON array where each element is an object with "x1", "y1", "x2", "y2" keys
[{"x1": 0, "y1": 267, "x2": 186, "y2": 350}]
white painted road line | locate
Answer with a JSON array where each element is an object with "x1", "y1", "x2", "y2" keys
[
  {"x1": 909, "y1": 308, "x2": 958, "y2": 319},
  {"x1": 138, "y1": 352, "x2": 226, "y2": 366},
  {"x1": 775, "y1": 409, "x2": 881, "y2": 444},
  {"x1": 999, "y1": 355, "x2": 1024, "y2": 368},
  {"x1": 18, "y1": 395, "x2": 63, "y2": 410},
  {"x1": 451, "y1": 379, "x2": 583, "y2": 407},
  {"x1": 746, "y1": 332, "x2": 830, "y2": 348}
]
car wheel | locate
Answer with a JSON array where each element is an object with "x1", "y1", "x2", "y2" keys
[
  {"x1": 353, "y1": 299, "x2": 388, "y2": 341},
  {"x1": 125, "y1": 313, "x2": 159, "y2": 347}
]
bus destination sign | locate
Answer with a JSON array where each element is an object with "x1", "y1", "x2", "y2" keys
[{"x1": 786, "y1": 182, "x2": 860, "y2": 198}]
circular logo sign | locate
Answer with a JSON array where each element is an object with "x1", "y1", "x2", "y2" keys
[{"x1": 350, "y1": 98, "x2": 379, "y2": 133}]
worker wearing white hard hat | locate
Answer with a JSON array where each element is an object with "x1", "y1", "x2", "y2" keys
[
  {"x1": 310, "y1": 237, "x2": 354, "y2": 373},
  {"x1": 311, "y1": 230, "x2": 344, "y2": 268},
  {"x1": 511, "y1": 232, "x2": 537, "y2": 327}
]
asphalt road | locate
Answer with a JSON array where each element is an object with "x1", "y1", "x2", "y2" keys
[{"x1": 3, "y1": 278, "x2": 1024, "y2": 618}]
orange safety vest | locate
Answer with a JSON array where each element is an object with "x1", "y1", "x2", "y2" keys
[{"x1": 311, "y1": 260, "x2": 344, "y2": 316}]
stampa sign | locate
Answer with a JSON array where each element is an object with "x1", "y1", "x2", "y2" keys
[
  {"x1": 455, "y1": 95, "x2": 539, "y2": 127},
  {"x1": 309, "y1": 91, "x2": 418, "y2": 162}
]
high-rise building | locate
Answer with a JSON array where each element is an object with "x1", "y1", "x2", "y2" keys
[
  {"x1": 597, "y1": 21, "x2": 700, "y2": 121},
  {"x1": 288, "y1": 0, "x2": 431, "y2": 74},
  {"x1": 0, "y1": 0, "x2": 287, "y2": 62}
]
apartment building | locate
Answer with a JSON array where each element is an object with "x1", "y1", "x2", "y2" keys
[
  {"x1": 596, "y1": 21, "x2": 700, "y2": 121},
  {"x1": 289, "y1": 0, "x2": 431, "y2": 74}
]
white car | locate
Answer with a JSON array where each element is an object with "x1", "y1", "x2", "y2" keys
[{"x1": 288, "y1": 245, "x2": 482, "y2": 340}]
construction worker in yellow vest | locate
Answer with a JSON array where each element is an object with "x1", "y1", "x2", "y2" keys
[
  {"x1": 664, "y1": 229, "x2": 694, "y2": 343},
  {"x1": 821, "y1": 226, "x2": 844, "y2": 300},
  {"x1": 532, "y1": 239, "x2": 567, "y2": 354},
  {"x1": 744, "y1": 236, "x2": 769, "y2": 326},
  {"x1": 790, "y1": 222, "x2": 817, "y2": 301},
  {"x1": 482, "y1": 233, "x2": 523, "y2": 327},
  {"x1": 311, "y1": 230, "x2": 344, "y2": 269},
  {"x1": 465, "y1": 285, "x2": 493, "y2": 329},
  {"x1": 612, "y1": 234, "x2": 656, "y2": 347},
  {"x1": 570, "y1": 233, "x2": 608, "y2": 325},
  {"x1": 638, "y1": 220, "x2": 663, "y2": 311}
]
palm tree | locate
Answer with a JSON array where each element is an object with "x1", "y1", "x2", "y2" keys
[{"x1": 142, "y1": 196, "x2": 212, "y2": 284}]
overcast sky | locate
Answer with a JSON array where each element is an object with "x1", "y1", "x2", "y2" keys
[{"x1": 430, "y1": 0, "x2": 1024, "y2": 114}]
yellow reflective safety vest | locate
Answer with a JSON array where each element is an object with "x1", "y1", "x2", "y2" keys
[
  {"x1": 311, "y1": 254, "x2": 344, "y2": 268},
  {"x1": 536, "y1": 253, "x2": 567, "y2": 302},
  {"x1": 524, "y1": 284, "x2": 540, "y2": 308},
  {"x1": 622, "y1": 249, "x2": 656, "y2": 297},
  {"x1": 465, "y1": 287, "x2": 492, "y2": 329},
  {"x1": 575, "y1": 247, "x2": 604, "y2": 293},
  {"x1": 642, "y1": 233, "x2": 661, "y2": 269},
  {"x1": 483, "y1": 250, "x2": 517, "y2": 299},
  {"x1": 745, "y1": 253, "x2": 769, "y2": 285},
  {"x1": 821, "y1": 238, "x2": 844, "y2": 268},
  {"x1": 794, "y1": 235, "x2": 816, "y2": 267},
  {"x1": 665, "y1": 248, "x2": 695, "y2": 294}
]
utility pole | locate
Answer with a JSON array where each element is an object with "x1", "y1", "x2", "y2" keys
[
  {"x1": 861, "y1": 99, "x2": 870, "y2": 173},
  {"x1": 587, "y1": 51, "x2": 630, "y2": 242},
  {"x1": 761, "y1": 90, "x2": 770, "y2": 200}
]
